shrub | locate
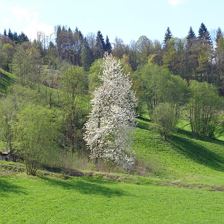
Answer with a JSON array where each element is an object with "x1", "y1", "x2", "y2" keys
[{"x1": 153, "y1": 103, "x2": 177, "y2": 140}]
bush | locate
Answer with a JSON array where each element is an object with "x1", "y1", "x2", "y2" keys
[
  {"x1": 189, "y1": 81, "x2": 222, "y2": 138},
  {"x1": 13, "y1": 105, "x2": 60, "y2": 175},
  {"x1": 134, "y1": 62, "x2": 188, "y2": 116},
  {"x1": 153, "y1": 103, "x2": 177, "y2": 140}
]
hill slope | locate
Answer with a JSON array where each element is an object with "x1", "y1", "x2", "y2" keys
[
  {"x1": 1, "y1": 174, "x2": 224, "y2": 224},
  {"x1": 134, "y1": 118, "x2": 224, "y2": 185},
  {"x1": 1, "y1": 110, "x2": 224, "y2": 224},
  {"x1": 0, "y1": 68, "x2": 15, "y2": 94}
]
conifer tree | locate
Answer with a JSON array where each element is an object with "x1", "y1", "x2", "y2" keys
[
  {"x1": 198, "y1": 23, "x2": 212, "y2": 45},
  {"x1": 18, "y1": 33, "x2": 29, "y2": 43},
  {"x1": 95, "y1": 31, "x2": 106, "y2": 58},
  {"x1": 105, "y1": 36, "x2": 112, "y2": 53},
  {"x1": 8, "y1": 29, "x2": 13, "y2": 40},
  {"x1": 216, "y1": 27, "x2": 223, "y2": 44},
  {"x1": 81, "y1": 38, "x2": 94, "y2": 71},
  {"x1": 185, "y1": 27, "x2": 198, "y2": 81},
  {"x1": 187, "y1": 27, "x2": 196, "y2": 42},
  {"x1": 164, "y1": 27, "x2": 172, "y2": 47},
  {"x1": 197, "y1": 23, "x2": 213, "y2": 82}
]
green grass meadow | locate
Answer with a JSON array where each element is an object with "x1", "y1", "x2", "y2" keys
[
  {"x1": 1, "y1": 174, "x2": 224, "y2": 224},
  {"x1": 1, "y1": 117, "x2": 224, "y2": 223}
]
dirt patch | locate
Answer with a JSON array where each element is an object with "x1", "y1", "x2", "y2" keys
[{"x1": 159, "y1": 180, "x2": 224, "y2": 192}]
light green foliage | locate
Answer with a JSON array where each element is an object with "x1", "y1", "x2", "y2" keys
[
  {"x1": 163, "y1": 38, "x2": 185, "y2": 76},
  {"x1": 0, "y1": 41, "x2": 15, "y2": 70},
  {"x1": 41, "y1": 67, "x2": 61, "y2": 107},
  {"x1": 134, "y1": 62, "x2": 188, "y2": 115},
  {"x1": 13, "y1": 105, "x2": 60, "y2": 175},
  {"x1": 196, "y1": 42, "x2": 212, "y2": 82},
  {"x1": 61, "y1": 66, "x2": 88, "y2": 152},
  {"x1": 215, "y1": 37, "x2": 224, "y2": 87},
  {"x1": 0, "y1": 68, "x2": 15, "y2": 94},
  {"x1": 7, "y1": 84, "x2": 41, "y2": 105},
  {"x1": 162, "y1": 38, "x2": 176, "y2": 68},
  {"x1": 135, "y1": 35, "x2": 153, "y2": 65},
  {"x1": 88, "y1": 59, "x2": 103, "y2": 92},
  {"x1": 12, "y1": 43, "x2": 42, "y2": 86},
  {"x1": 0, "y1": 97, "x2": 17, "y2": 152},
  {"x1": 88, "y1": 58, "x2": 133, "y2": 93},
  {"x1": 189, "y1": 81, "x2": 222, "y2": 137},
  {"x1": 62, "y1": 66, "x2": 87, "y2": 100},
  {"x1": 44, "y1": 42, "x2": 60, "y2": 70},
  {"x1": 120, "y1": 55, "x2": 133, "y2": 74},
  {"x1": 153, "y1": 103, "x2": 177, "y2": 139}
]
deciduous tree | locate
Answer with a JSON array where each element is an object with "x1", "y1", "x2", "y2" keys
[
  {"x1": 13, "y1": 105, "x2": 60, "y2": 175},
  {"x1": 84, "y1": 54, "x2": 136, "y2": 170}
]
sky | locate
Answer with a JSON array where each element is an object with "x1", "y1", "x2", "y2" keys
[{"x1": 0, "y1": 0, "x2": 223, "y2": 43}]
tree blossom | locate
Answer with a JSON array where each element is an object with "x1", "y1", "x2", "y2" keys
[{"x1": 84, "y1": 54, "x2": 136, "y2": 170}]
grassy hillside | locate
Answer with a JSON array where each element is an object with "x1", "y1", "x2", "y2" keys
[
  {"x1": 1, "y1": 118, "x2": 224, "y2": 223},
  {"x1": 134, "y1": 118, "x2": 224, "y2": 185},
  {"x1": 0, "y1": 68, "x2": 15, "y2": 94},
  {"x1": 1, "y1": 174, "x2": 224, "y2": 224}
]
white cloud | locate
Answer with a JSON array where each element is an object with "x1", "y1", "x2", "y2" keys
[
  {"x1": 1, "y1": 3, "x2": 53, "y2": 40},
  {"x1": 167, "y1": 0, "x2": 185, "y2": 6}
]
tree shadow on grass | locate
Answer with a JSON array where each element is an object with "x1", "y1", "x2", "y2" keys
[
  {"x1": 177, "y1": 128, "x2": 224, "y2": 146},
  {"x1": 39, "y1": 176, "x2": 127, "y2": 197},
  {"x1": 168, "y1": 135, "x2": 224, "y2": 172},
  {"x1": 0, "y1": 178, "x2": 26, "y2": 197},
  {"x1": 136, "y1": 118, "x2": 156, "y2": 132}
]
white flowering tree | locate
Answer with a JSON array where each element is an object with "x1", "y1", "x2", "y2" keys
[{"x1": 84, "y1": 54, "x2": 136, "y2": 170}]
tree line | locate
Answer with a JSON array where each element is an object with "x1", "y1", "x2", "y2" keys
[
  {"x1": 1, "y1": 23, "x2": 224, "y2": 93},
  {"x1": 0, "y1": 23, "x2": 223, "y2": 175},
  {"x1": 53, "y1": 23, "x2": 224, "y2": 95}
]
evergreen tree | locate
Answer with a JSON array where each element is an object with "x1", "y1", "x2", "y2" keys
[
  {"x1": 18, "y1": 32, "x2": 29, "y2": 43},
  {"x1": 76, "y1": 27, "x2": 84, "y2": 41},
  {"x1": 95, "y1": 31, "x2": 106, "y2": 58},
  {"x1": 185, "y1": 27, "x2": 199, "y2": 81},
  {"x1": 13, "y1": 32, "x2": 18, "y2": 42},
  {"x1": 164, "y1": 27, "x2": 172, "y2": 47},
  {"x1": 216, "y1": 27, "x2": 223, "y2": 44},
  {"x1": 198, "y1": 23, "x2": 212, "y2": 45},
  {"x1": 81, "y1": 38, "x2": 94, "y2": 71},
  {"x1": 56, "y1": 26, "x2": 62, "y2": 41},
  {"x1": 215, "y1": 28, "x2": 224, "y2": 91},
  {"x1": 197, "y1": 23, "x2": 213, "y2": 82},
  {"x1": 8, "y1": 29, "x2": 13, "y2": 40},
  {"x1": 105, "y1": 36, "x2": 112, "y2": 53},
  {"x1": 187, "y1": 27, "x2": 196, "y2": 42},
  {"x1": 62, "y1": 26, "x2": 66, "y2": 32},
  {"x1": 72, "y1": 27, "x2": 84, "y2": 65}
]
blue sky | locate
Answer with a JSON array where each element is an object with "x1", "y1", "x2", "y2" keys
[{"x1": 0, "y1": 0, "x2": 223, "y2": 43}]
